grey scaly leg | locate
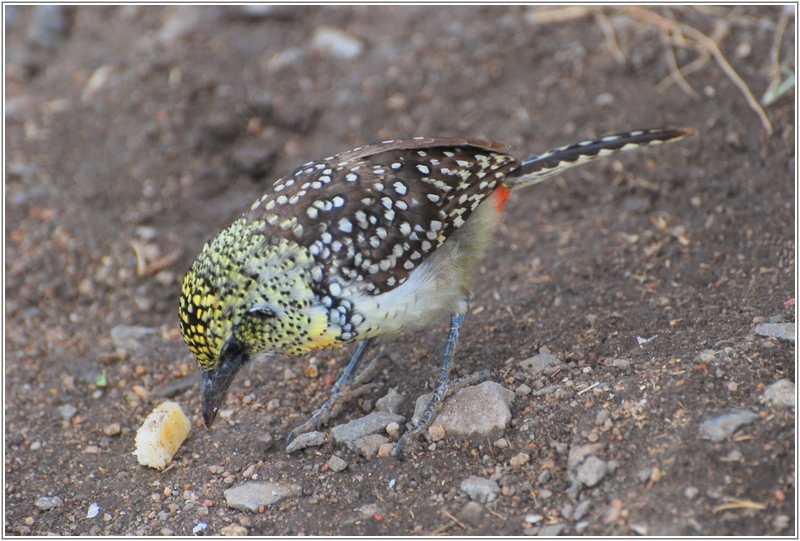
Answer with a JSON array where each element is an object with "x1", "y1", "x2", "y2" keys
[
  {"x1": 395, "y1": 312, "x2": 490, "y2": 459},
  {"x1": 287, "y1": 338, "x2": 374, "y2": 444}
]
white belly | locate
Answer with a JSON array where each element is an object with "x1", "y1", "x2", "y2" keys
[{"x1": 344, "y1": 192, "x2": 503, "y2": 339}]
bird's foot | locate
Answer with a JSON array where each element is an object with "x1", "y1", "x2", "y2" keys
[
  {"x1": 286, "y1": 353, "x2": 392, "y2": 447},
  {"x1": 393, "y1": 369, "x2": 492, "y2": 459}
]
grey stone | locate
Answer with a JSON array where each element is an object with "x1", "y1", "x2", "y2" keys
[
  {"x1": 520, "y1": 354, "x2": 563, "y2": 376},
  {"x1": 413, "y1": 381, "x2": 514, "y2": 442},
  {"x1": 636, "y1": 467, "x2": 654, "y2": 483},
  {"x1": 457, "y1": 501, "x2": 485, "y2": 527},
  {"x1": 375, "y1": 388, "x2": 405, "y2": 414},
  {"x1": 525, "y1": 513, "x2": 544, "y2": 524},
  {"x1": 285, "y1": 430, "x2": 325, "y2": 453},
  {"x1": 754, "y1": 323, "x2": 795, "y2": 344},
  {"x1": 460, "y1": 476, "x2": 500, "y2": 503},
  {"x1": 309, "y1": 26, "x2": 364, "y2": 60},
  {"x1": 576, "y1": 455, "x2": 607, "y2": 488},
  {"x1": 58, "y1": 404, "x2": 78, "y2": 421},
  {"x1": 573, "y1": 498, "x2": 592, "y2": 520},
  {"x1": 567, "y1": 443, "x2": 605, "y2": 481},
  {"x1": 762, "y1": 379, "x2": 795, "y2": 409},
  {"x1": 611, "y1": 359, "x2": 632, "y2": 371},
  {"x1": 331, "y1": 411, "x2": 405, "y2": 445},
  {"x1": 35, "y1": 496, "x2": 63, "y2": 511},
  {"x1": 223, "y1": 481, "x2": 301, "y2": 512},
  {"x1": 353, "y1": 434, "x2": 389, "y2": 459},
  {"x1": 539, "y1": 523, "x2": 566, "y2": 536},
  {"x1": 537, "y1": 469, "x2": 552, "y2": 484},
  {"x1": 338, "y1": 503, "x2": 384, "y2": 526},
  {"x1": 699, "y1": 410, "x2": 760, "y2": 442},
  {"x1": 326, "y1": 455, "x2": 347, "y2": 472},
  {"x1": 532, "y1": 384, "x2": 560, "y2": 397},
  {"x1": 515, "y1": 384, "x2": 532, "y2": 397}
]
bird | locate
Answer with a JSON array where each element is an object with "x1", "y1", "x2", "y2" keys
[{"x1": 178, "y1": 127, "x2": 696, "y2": 456}]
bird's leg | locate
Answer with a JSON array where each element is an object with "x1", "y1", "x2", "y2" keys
[
  {"x1": 288, "y1": 339, "x2": 389, "y2": 444},
  {"x1": 394, "y1": 311, "x2": 491, "y2": 459}
]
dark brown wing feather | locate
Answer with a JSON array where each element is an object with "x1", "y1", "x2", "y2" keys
[{"x1": 244, "y1": 138, "x2": 518, "y2": 294}]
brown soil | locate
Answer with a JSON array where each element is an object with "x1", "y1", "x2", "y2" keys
[{"x1": 5, "y1": 5, "x2": 795, "y2": 536}]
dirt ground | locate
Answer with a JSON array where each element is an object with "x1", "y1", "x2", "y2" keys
[{"x1": 4, "y1": 5, "x2": 796, "y2": 536}]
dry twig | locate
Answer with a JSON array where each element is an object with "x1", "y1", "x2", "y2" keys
[{"x1": 525, "y1": 5, "x2": 775, "y2": 135}]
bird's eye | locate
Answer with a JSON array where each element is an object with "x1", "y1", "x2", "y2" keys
[{"x1": 250, "y1": 307, "x2": 277, "y2": 319}]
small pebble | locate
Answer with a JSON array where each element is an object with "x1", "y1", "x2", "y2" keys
[
  {"x1": 576, "y1": 455, "x2": 608, "y2": 488},
  {"x1": 309, "y1": 26, "x2": 364, "y2": 60},
  {"x1": 353, "y1": 434, "x2": 389, "y2": 459},
  {"x1": 86, "y1": 502, "x2": 100, "y2": 519},
  {"x1": 326, "y1": 455, "x2": 347, "y2": 473},
  {"x1": 539, "y1": 523, "x2": 566, "y2": 536},
  {"x1": 375, "y1": 388, "x2": 405, "y2": 414},
  {"x1": 220, "y1": 524, "x2": 248, "y2": 536},
  {"x1": 699, "y1": 410, "x2": 759, "y2": 442},
  {"x1": 285, "y1": 431, "x2": 325, "y2": 453},
  {"x1": 762, "y1": 379, "x2": 795, "y2": 409},
  {"x1": 611, "y1": 359, "x2": 631, "y2": 371},
  {"x1": 509, "y1": 452, "x2": 530, "y2": 467},
  {"x1": 460, "y1": 476, "x2": 500, "y2": 504},
  {"x1": 428, "y1": 423, "x2": 446, "y2": 442},
  {"x1": 537, "y1": 469, "x2": 552, "y2": 484},
  {"x1": 573, "y1": 498, "x2": 592, "y2": 520},
  {"x1": 520, "y1": 354, "x2": 563, "y2": 376},
  {"x1": 103, "y1": 423, "x2": 121, "y2": 437},
  {"x1": 331, "y1": 411, "x2": 405, "y2": 444},
  {"x1": 754, "y1": 323, "x2": 795, "y2": 344},
  {"x1": 58, "y1": 404, "x2": 78, "y2": 422},
  {"x1": 524, "y1": 513, "x2": 544, "y2": 524},
  {"x1": 385, "y1": 421, "x2": 400, "y2": 441},
  {"x1": 223, "y1": 482, "x2": 301, "y2": 512},
  {"x1": 724, "y1": 448, "x2": 742, "y2": 461},
  {"x1": 35, "y1": 496, "x2": 63, "y2": 511},
  {"x1": 377, "y1": 442, "x2": 396, "y2": 458},
  {"x1": 684, "y1": 486, "x2": 699, "y2": 500},
  {"x1": 772, "y1": 514, "x2": 790, "y2": 532},
  {"x1": 457, "y1": 501, "x2": 485, "y2": 528}
]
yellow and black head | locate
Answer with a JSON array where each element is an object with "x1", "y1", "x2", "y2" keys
[{"x1": 179, "y1": 218, "x2": 339, "y2": 427}]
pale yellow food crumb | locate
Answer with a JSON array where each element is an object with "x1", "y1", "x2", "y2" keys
[{"x1": 133, "y1": 401, "x2": 191, "y2": 469}]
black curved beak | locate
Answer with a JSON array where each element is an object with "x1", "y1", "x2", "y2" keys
[{"x1": 201, "y1": 347, "x2": 247, "y2": 428}]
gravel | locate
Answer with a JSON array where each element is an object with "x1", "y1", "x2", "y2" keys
[
  {"x1": 460, "y1": 476, "x2": 500, "y2": 504},
  {"x1": 285, "y1": 430, "x2": 325, "y2": 453},
  {"x1": 762, "y1": 379, "x2": 795, "y2": 409},
  {"x1": 331, "y1": 411, "x2": 405, "y2": 445},
  {"x1": 223, "y1": 481, "x2": 302, "y2": 512},
  {"x1": 699, "y1": 410, "x2": 760, "y2": 442},
  {"x1": 519, "y1": 353, "x2": 563, "y2": 376},
  {"x1": 754, "y1": 323, "x2": 795, "y2": 344}
]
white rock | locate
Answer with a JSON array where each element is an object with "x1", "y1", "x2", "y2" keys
[{"x1": 310, "y1": 26, "x2": 364, "y2": 59}]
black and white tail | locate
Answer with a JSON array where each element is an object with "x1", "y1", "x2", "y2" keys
[{"x1": 506, "y1": 128, "x2": 697, "y2": 189}]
